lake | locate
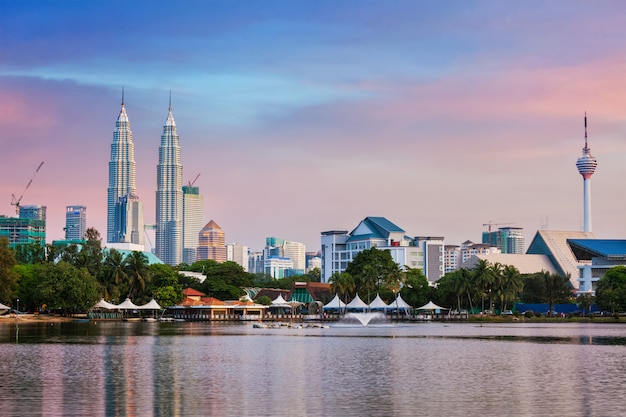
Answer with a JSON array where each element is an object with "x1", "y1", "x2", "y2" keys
[{"x1": 0, "y1": 320, "x2": 625, "y2": 417}]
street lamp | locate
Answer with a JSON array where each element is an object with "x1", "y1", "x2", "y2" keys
[{"x1": 17, "y1": 298, "x2": 19, "y2": 313}]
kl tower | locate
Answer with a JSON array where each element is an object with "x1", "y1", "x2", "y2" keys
[{"x1": 576, "y1": 113, "x2": 598, "y2": 233}]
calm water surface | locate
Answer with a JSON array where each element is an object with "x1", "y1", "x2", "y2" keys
[{"x1": 0, "y1": 320, "x2": 625, "y2": 417}]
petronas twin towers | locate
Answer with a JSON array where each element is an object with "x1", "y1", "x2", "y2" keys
[{"x1": 107, "y1": 93, "x2": 183, "y2": 265}]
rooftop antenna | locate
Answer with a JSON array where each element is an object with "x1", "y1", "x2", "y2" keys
[
  {"x1": 121, "y1": 86, "x2": 125, "y2": 106},
  {"x1": 585, "y1": 112, "x2": 587, "y2": 148},
  {"x1": 169, "y1": 90, "x2": 172, "y2": 111}
]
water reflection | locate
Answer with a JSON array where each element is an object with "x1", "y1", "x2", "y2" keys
[{"x1": 0, "y1": 321, "x2": 626, "y2": 416}]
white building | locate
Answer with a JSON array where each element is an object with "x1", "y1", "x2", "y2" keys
[
  {"x1": 227, "y1": 243, "x2": 249, "y2": 272},
  {"x1": 264, "y1": 257, "x2": 294, "y2": 279},
  {"x1": 320, "y1": 217, "x2": 445, "y2": 284}
]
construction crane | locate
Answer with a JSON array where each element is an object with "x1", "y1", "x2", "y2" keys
[
  {"x1": 187, "y1": 173, "x2": 201, "y2": 187},
  {"x1": 482, "y1": 221, "x2": 514, "y2": 233},
  {"x1": 11, "y1": 161, "x2": 44, "y2": 215}
]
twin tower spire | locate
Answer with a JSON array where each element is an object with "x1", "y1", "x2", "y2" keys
[{"x1": 107, "y1": 90, "x2": 183, "y2": 265}]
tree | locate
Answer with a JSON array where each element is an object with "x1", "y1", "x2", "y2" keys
[
  {"x1": 543, "y1": 271, "x2": 571, "y2": 315},
  {"x1": 36, "y1": 261, "x2": 101, "y2": 315},
  {"x1": 100, "y1": 249, "x2": 128, "y2": 302},
  {"x1": 124, "y1": 251, "x2": 151, "y2": 301},
  {"x1": 148, "y1": 264, "x2": 183, "y2": 307},
  {"x1": 0, "y1": 237, "x2": 18, "y2": 305},
  {"x1": 596, "y1": 266, "x2": 626, "y2": 313},
  {"x1": 14, "y1": 241, "x2": 46, "y2": 264},
  {"x1": 473, "y1": 259, "x2": 495, "y2": 313},
  {"x1": 401, "y1": 267, "x2": 430, "y2": 309},
  {"x1": 78, "y1": 227, "x2": 103, "y2": 277},
  {"x1": 498, "y1": 265, "x2": 523, "y2": 312},
  {"x1": 346, "y1": 248, "x2": 398, "y2": 303},
  {"x1": 329, "y1": 272, "x2": 355, "y2": 308}
]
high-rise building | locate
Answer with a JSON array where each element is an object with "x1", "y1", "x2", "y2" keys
[
  {"x1": 107, "y1": 93, "x2": 144, "y2": 245},
  {"x1": 19, "y1": 204, "x2": 46, "y2": 222},
  {"x1": 182, "y1": 184, "x2": 204, "y2": 265},
  {"x1": 264, "y1": 237, "x2": 306, "y2": 274},
  {"x1": 156, "y1": 96, "x2": 183, "y2": 265},
  {"x1": 482, "y1": 227, "x2": 524, "y2": 254},
  {"x1": 65, "y1": 205, "x2": 86, "y2": 240},
  {"x1": 197, "y1": 220, "x2": 226, "y2": 262},
  {"x1": 227, "y1": 243, "x2": 249, "y2": 271},
  {"x1": 0, "y1": 216, "x2": 45, "y2": 248},
  {"x1": 115, "y1": 195, "x2": 144, "y2": 246},
  {"x1": 576, "y1": 113, "x2": 597, "y2": 233}
]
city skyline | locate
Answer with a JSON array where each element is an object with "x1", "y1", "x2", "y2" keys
[{"x1": 1, "y1": 1, "x2": 626, "y2": 253}]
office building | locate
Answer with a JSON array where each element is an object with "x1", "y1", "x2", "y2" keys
[
  {"x1": 156, "y1": 96, "x2": 183, "y2": 265},
  {"x1": 65, "y1": 205, "x2": 86, "y2": 240},
  {"x1": 197, "y1": 220, "x2": 226, "y2": 262},
  {"x1": 227, "y1": 243, "x2": 249, "y2": 271},
  {"x1": 107, "y1": 93, "x2": 144, "y2": 245},
  {"x1": 182, "y1": 184, "x2": 204, "y2": 265}
]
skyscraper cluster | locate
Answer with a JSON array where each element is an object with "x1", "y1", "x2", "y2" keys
[{"x1": 107, "y1": 92, "x2": 203, "y2": 265}]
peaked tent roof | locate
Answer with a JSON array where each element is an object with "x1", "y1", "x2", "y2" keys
[
  {"x1": 417, "y1": 301, "x2": 448, "y2": 311},
  {"x1": 369, "y1": 294, "x2": 389, "y2": 310},
  {"x1": 346, "y1": 294, "x2": 369, "y2": 310},
  {"x1": 137, "y1": 299, "x2": 162, "y2": 310},
  {"x1": 117, "y1": 298, "x2": 140, "y2": 310},
  {"x1": 323, "y1": 294, "x2": 346, "y2": 310},
  {"x1": 92, "y1": 298, "x2": 118, "y2": 310},
  {"x1": 388, "y1": 294, "x2": 412, "y2": 310},
  {"x1": 0, "y1": 302, "x2": 10, "y2": 310},
  {"x1": 270, "y1": 294, "x2": 292, "y2": 308}
]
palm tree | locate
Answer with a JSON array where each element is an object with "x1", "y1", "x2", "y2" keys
[
  {"x1": 386, "y1": 264, "x2": 406, "y2": 317},
  {"x1": 101, "y1": 249, "x2": 127, "y2": 301},
  {"x1": 454, "y1": 268, "x2": 475, "y2": 314},
  {"x1": 124, "y1": 251, "x2": 150, "y2": 300},
  {"x1": 329, "y1": 272, "x2": 355, "y2": 311},
  {"x1": 473, "y1": 259, "x2": 495, "y2": 314},
  {"x1": 499, "y1": 265, "x2": 522, "y2": 312}
]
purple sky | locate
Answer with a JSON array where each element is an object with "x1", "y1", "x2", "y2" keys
[{"x1": 1, "y1": 1, "x2": 626, "y2": 253}]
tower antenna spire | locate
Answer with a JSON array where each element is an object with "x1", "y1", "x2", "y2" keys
[
  {"x1": 585, "y1": 112, "x2": 587, "y2": 148},
  {"x1": 121, "y1": 86, "x2": 125, "y2": 106},
  {"x1": 169, "y1": 90, "x2": 172, "y2": 111}
]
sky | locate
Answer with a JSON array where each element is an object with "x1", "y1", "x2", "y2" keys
[{"x1": 1, "y1": 0, "x2": 626, "y2": 253}]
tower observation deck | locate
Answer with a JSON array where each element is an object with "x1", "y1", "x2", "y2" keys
[{"x1": 576, "y1": 114, "x2": 597, "y2": 233}]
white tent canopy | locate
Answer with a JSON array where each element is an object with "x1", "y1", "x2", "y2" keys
[
  {"x1": 323, "y1": 294, "x2": 346, "y2": 310},
  {"x1": 270, "y1": 294, "x2": 292, "y2": 309},
  {"x1": 417, "y1": 301, "x2": 448, "y2": 311},
  {"x1": 346, "y1": 294, "x2": 369, "y2": 311},
  {"x1": 369, "y1": 294, "x2": 389, "y2": 310},
  {"x1": 387, "y1": 294, "x2": 412, "y2": 310},
  {"x1": 92, "y1": 298, "x2": 118, "y2": 310},
  {"x1": 117, "y1": 298, "x2": 140, "y2": 310},
  {"x1": 137, "y1": 299, "x2": 162, "y2": 310},
  {"x1": 0, "y1": 302, "x2": 10, "y2": 310}
]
